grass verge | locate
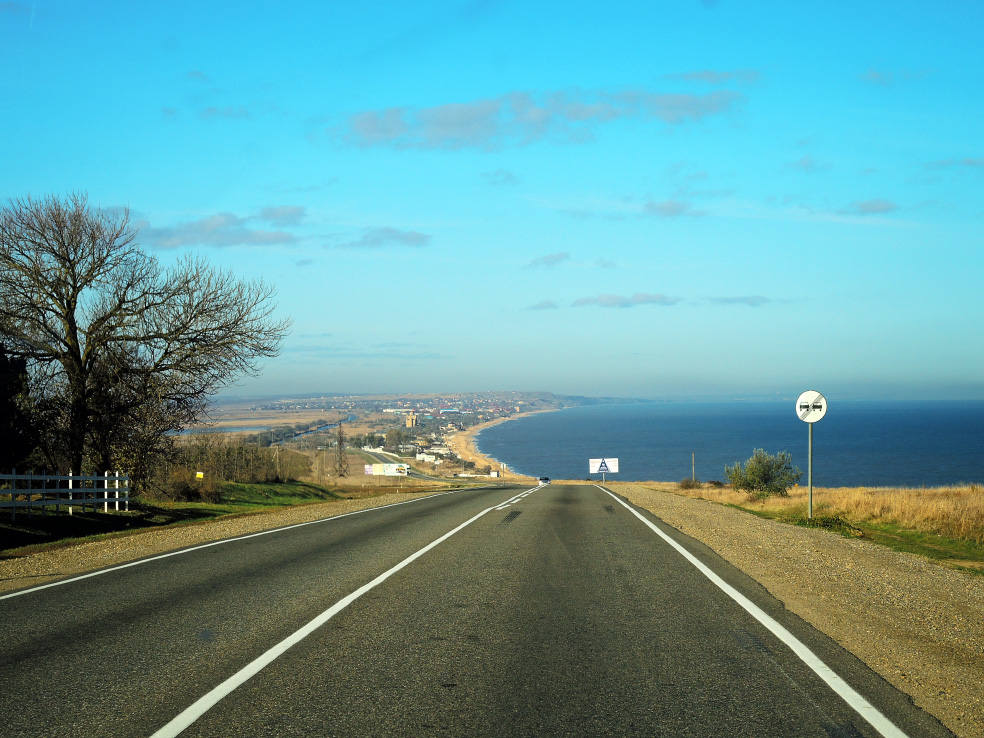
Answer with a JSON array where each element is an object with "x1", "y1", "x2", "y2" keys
[
  {"x1": 657, "y1": 482, "x2": 984, "y2": 575},
  {"x1": 0, "y1": 479, "x2": 430, "y2": 557}
]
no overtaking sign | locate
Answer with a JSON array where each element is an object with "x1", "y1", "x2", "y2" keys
[{"x1": 796, "y1": 390, "x2": 827, "y2": 423}]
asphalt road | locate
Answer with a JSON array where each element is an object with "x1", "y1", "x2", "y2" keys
[{"x1": 0, "y1": 484, "x2": 952, "y2": 737}]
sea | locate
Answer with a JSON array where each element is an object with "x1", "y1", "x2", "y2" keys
[{"x1": 475, "y1": 401, "x2": 984, "y2": 487}]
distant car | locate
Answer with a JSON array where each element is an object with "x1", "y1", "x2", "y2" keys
[{"x1": 538, "y1": 476, "x2": 550, "y2": 485}]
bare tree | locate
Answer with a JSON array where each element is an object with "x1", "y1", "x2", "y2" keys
[{"x1": 0, "y1": 193, "x2": 289, "y2": 475}]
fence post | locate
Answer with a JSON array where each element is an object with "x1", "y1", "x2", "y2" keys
[
  {"x1": 68, "y1": 471, "x2": 73, "y2": 516},
  {"x1": 114, "y1": 471, "x2": 119, "y2": 512},
  {"x1": 103, "y1": 470, "x2": 108, "y2": 513},
  {"x1": 9, "y1": 467, "x2": 14, "y2": 522}
]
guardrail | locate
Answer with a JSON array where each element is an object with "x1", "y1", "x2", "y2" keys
[{"x1": 0, "y1": 471, "x2": 130, "y2": 520}]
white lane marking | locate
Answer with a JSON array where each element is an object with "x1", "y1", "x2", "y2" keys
[
  {"x1": 493, "y1": 482, "x2": 544, "y2": 510},
  {"x1": 151, "y1": 486, "x2": 538, "y2": 737},
  {"x1": 0, "y1": 487, "x2": 489, "y2": 601},
  {"x1": 596, "y1": 486, "x2": 907, "y2": 738}
]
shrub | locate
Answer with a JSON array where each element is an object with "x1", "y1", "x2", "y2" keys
[
  {"x1": 725, "y1": 448, "x2": 802, "y2": 499},
  {"x1": 707, "y1": 480, "x2": 724, "y2": 488},
  {"x1": 679, "y1": 478, "x2": 702, "y2": 489}
]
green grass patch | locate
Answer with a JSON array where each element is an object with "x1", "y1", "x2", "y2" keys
[
  {"x1": 0, "y1": 480, "x2": 357, "y2": 557},
  {"x1": 717, "y1": 500, "x2": 984, "y2": 575},
  {"x1": 852, "y1": 520, "x2": 984, "y2": 573}
]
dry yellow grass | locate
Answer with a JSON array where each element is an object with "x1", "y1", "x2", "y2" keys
[{"x1": 659, "y1": 482, "x2": 984, "y2": 544}]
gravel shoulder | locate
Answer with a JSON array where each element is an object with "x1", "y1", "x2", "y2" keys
[
  {"x1": 609, "y1": 482, "x2": 983, "y2": 738},
  {"x1": 2, "y1": 483, "x2": 981, "y2": 737}
]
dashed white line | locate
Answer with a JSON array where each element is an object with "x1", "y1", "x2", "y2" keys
[
  {"x1": 2, "y1": 487, "x2": 474, "y2": 601},
  {"x1": 151, "y1": 485, "x2": 538, "y2": 736},
  {"x1": 596, "y1": 485, "x2": 908, "y2": 738}
]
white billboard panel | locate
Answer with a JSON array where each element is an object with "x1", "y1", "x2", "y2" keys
[
  {"x1": 364, "y1": 463, "x2": 409, "y2": 476},
  {"x1": 589, "y1": 458, "x2": 619, "y2": 474}
]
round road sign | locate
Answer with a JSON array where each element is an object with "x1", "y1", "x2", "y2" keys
[{"x1": 795, "y1": 390, "x2": 827, "y2": 423}]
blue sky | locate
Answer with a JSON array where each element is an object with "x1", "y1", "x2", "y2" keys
[{"x1": 2, "y1": 1, "x2": 982, "y2": 400}]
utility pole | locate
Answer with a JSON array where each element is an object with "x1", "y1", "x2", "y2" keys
[
  {"x1": 334, "y1": 422, "x2": 349, "y2": 477},
  {"x1": 692, "y1": 451, "x2": 695, "y2": 482}
]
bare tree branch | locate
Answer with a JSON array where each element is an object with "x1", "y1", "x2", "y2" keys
[{"x1": 0, "y1": 193, "x2": 290, "y2": 475}]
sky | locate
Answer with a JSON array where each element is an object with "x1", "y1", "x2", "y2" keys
[{"x1": 2, "y1": 1, "x2": 982, "y2": 401}]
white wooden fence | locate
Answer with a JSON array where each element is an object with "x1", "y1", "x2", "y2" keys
[{"x1": 0, "y1": 471, "x2": 130, "y2": 519}]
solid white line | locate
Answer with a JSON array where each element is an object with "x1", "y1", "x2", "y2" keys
[
  {"x1": 0, "y1": 488, "x2": 476, "y2": 601},
  {"x1": 151, "y1": 487, "x2": 537, "y2": 737},
  {"x1": 595, "y1": 486, "x2": 907, "y2": 738}
]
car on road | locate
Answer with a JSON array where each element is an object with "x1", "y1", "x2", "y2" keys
[{"x1": 538, "y1": 476, "x2": 550, "y2": 485}]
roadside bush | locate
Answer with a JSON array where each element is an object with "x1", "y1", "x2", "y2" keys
[
  {"x1": 148, "y1": 468, "x2": 220, "y2": 503},
  {"x1": 725, "y1": 449, "x2": 802, "y2": 499},
  {"x1": 707, "y1": 480, "x2": 724, "y2": 488},
  {"x1": 679, "y1": 478, "x2": 702, "y2": 489}
]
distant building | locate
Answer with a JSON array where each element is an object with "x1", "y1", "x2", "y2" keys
[{"x1": 405, "y1": 412, "x2": 418, "y2": 428}]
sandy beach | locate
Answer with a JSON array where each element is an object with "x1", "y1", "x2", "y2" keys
[{"x1": 445, "y1": 409, "x2": 559, "y2": 481}]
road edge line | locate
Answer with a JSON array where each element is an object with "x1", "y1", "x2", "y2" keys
[
  {"x1": 1, "y1": 487, "x2": 477, "y2": 601},
  {"x1": 596, "y1": 485, "x2": 908, "y2": 738}
]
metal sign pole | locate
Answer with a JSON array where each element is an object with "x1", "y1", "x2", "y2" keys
[
  {"x1": 796, "y1": 389, "x2": 826, "y2": 521},
  {"x1": 808, "y1": 423, "x2": 813, "y2": 519}
]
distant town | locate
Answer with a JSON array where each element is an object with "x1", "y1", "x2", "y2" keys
[{"x1": 192, "y1": 391, "x2": 618, "y2": 478}]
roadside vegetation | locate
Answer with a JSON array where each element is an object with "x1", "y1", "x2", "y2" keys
[
  {"x1": 0, "y1": 469, "x2": 458, "y2": 555},
  {"x1": 665, "y1": 479, "x2": 984, "y2": 572}
]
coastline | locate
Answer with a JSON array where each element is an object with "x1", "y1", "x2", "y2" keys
[{"x1": 445, "y1": 409, "x2": 559, "y2": 480}]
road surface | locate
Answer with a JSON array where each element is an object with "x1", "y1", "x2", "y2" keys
[{"x1": 0, "y1": 484, "x2": 951, "y2": 736}]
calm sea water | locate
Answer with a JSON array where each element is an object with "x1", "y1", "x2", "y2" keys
[{"x1": 476, "y1": 401, "x2": 984, "y2": 487}]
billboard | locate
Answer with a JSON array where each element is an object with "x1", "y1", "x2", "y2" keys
[
  {"x1": 588, "y1": 458, "x2": 619, "y2": 474},
  {"x1": 364, "y1": 463, "x2": 409, "y2": 477}
]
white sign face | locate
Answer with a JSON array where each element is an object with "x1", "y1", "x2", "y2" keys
[
  {"x1": 589, "y1": 458, "x2": 619, "y2": 474},
  {"x1": 795, "y1": 390, "x2": 827, "y2": 423},
  {"x1": 365, "y1": 463, "x2": 410, "y2": 476}
]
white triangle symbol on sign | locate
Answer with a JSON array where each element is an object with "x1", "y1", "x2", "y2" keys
[{"x1": 598, "y1": 458, "x2": 609, "y2": 473}]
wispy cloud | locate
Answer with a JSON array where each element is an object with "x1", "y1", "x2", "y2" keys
[
  {"x1": 283, "y1": 341, "x2": 444, "y2": 360},
  {"x1": 663, "y1": 69, "x2": 760, "y2": 85},
  {"x1": 259, "y1": 205, "x2": 306, "y2": 226},
  {"x1": 0, "y1": 2, "x2": 29, "y2": 15},
  {"x1": 595, "y1": 258, "x2": 616, "y2": 269},
  {"x1": 200, "y1": 106, "x2": 250, "y2": 120},
  {"x1": 572, "y1": 293, "x2": 680, "y2": 308},
  {"x1": 644, "y1": 199, "x2": 703, "y2": 217},
  {"x1": 526, "y1": 300, "x2": 558, "y2": 310},
  {"x1": 295, "y1": 258, "x2": 314, "y2": 267},
  {"x1": 337, "y1": 227, "x2": 431, "y2": 248},
  {"x1": 526, "y1": 251, "x2": 570, "y2": 268},
  {"x1": 343, "y1": 88, "x2": 741, "y2": 150},
  {"x1": 140, "y1": 212, "x2": 296, "y2": 249},
  {"x1": 926, "y1": 157, "x2": 984, "y2": 170},
  {"x1": 788, "y1": 155, "x2": 826, "y2": 172},
  {"x1": 709, "y1": 296, "x2": 771, "y2": 307},
  {"x1": 482, "y1": 168, "x2": 519, "y2": 186},
  {"x1": 187, "y1": 69, "x2": 211, "y2": 82},
  {"x1": 843, "y1": 199, "x2": 897, "y2": 215},
  {"x1": 860, "y1": 69, "x2": 929, "y2": 87},
  {"x1": 860, "y1": 68, "x2": 892, "y2": 86}
]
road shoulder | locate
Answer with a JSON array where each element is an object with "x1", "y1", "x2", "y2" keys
[
  {"x1": 609, "y1": 482, "x2": 983, "y2": 738},
  {"x1": 0, "y1": 490, "x2": 475, "y2": 596}
]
